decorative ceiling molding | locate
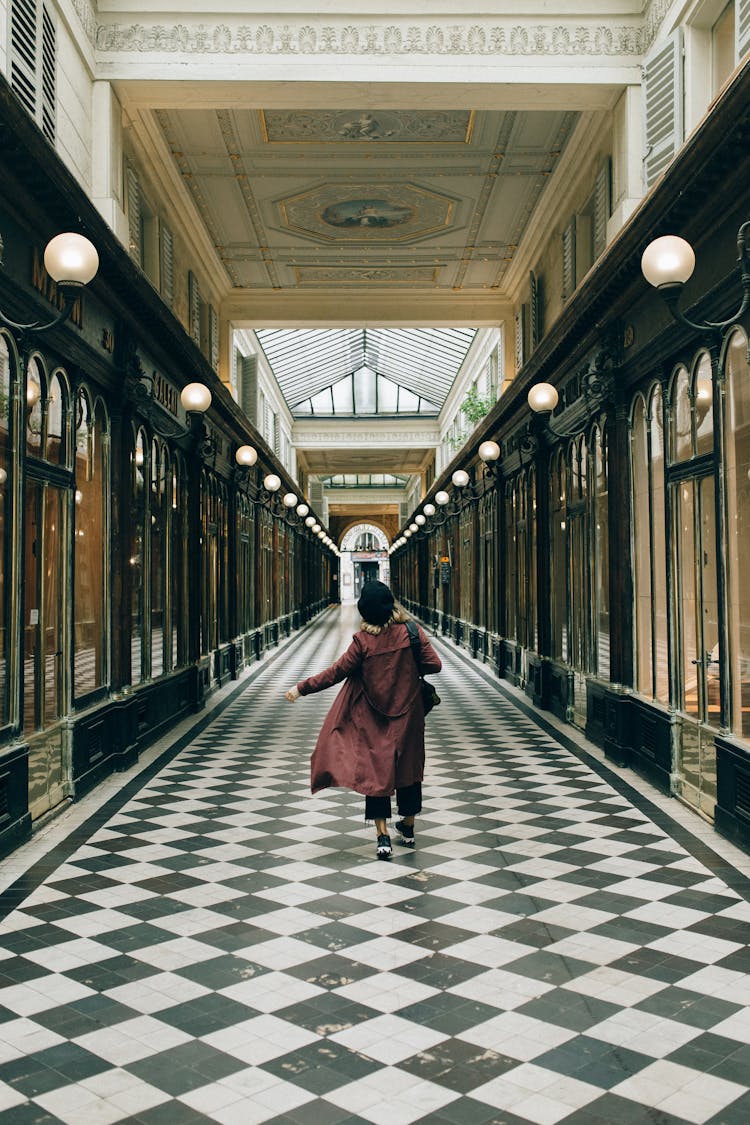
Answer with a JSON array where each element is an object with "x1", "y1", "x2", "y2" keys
[{"x1": 94, "y1": 20, "x2": 644, "y2": 57}]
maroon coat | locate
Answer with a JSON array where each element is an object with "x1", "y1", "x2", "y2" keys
[{"x1": 297, "y1": 622, "x2": 442, "y2": 797}]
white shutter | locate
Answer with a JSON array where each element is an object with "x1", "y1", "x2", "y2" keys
[
  {"x1": 159, "y1": 222, "x2": 174, "y2": 307},
  {"x1": 738, "y1": 0, "x2": 750, "y2": 62},
  {"x1": 126, "y1": 164, "x2": 142, "y2": 264},
  {"x1": 562, "y1": 218, "x2": 576, "y2": 301},
  {"x1": 529, "y1": 272, "x2": 543, "y2": 352},
  {"x1": 593, "y1": 158, "x2": 611, "y2": 258},
  {"x1": 209, "y1": 305, "x2": 219, "y2": 372},
  {"x1": 643, "y1": 29, "x2": 683, "y2": 189},
  {"x1": 273, "y1": 412, "x2": 280, "y2": 455},
  {"x1": 40, "y1": 4, "x2": 55, "y2": 143},
  {"x1": 187, "y1": 271, "x2": 201, "y2": 345},
  {"x1": 10, "y1": 0, "x2": 39, "y2": 120},
  {"x1": 240, "y1": 354, "x2": 258, "y2": 422},
  {"x1": 514, "y1": 306, "x2": 526, "y2": 372}
]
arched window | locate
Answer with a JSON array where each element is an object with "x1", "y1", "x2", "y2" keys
[
  {"x1": 26, "y1": 357, "x2": 44, "y2": 456},
  {"x1": 74, "y1": 390, "x2": 108, "y2": 698},
  {"x1": 593, "y1": 424, "x2": 609, "y2": 679},
  {"x1": 0, "y1": 333, "x2": 14, "y2": 728},
  {"x1": 724, "y1": 329, "x2": 750, "y2": 738},
  {"x1": 151, "y1": 440, "x2": 167, "y2": 677},
  {"x1": 130, "y1": 429, "x2": 147, "y2": 684},
  {"x1": 46, "y1": 371, "x2": 67, "y2": 465},
  {"x1": 170, "y1": 454, "x2": 187, "y2": 668},
  {"x1": 550, "y1": 448, "x2": 567, "y2": 661}
]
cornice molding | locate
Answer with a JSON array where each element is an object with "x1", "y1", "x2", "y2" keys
[{"x1": 95, "y1": 19, "x2": 644, "y2": 57}]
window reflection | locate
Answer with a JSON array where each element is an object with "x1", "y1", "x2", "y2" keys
[
  {"x1": 74, "y1": 391, "x2": 107, "y2": 698},
  {"x1": 0, "y1": 334, "x2": 11, "y2": 727},
  {"x1": 725, "y1": 329, "x2": 750, "y2": 738}
]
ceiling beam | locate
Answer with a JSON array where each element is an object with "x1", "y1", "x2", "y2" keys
[{"x1": 224, "y1": 291, "x2": 512, "y2": 327}]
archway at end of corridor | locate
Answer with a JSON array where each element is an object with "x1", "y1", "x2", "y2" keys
[{"x1": 339, "y1": 523, "x2": 390, "y2": 603}]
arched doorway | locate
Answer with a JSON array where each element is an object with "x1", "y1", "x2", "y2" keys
[{"x1": 340, "y1": 523, "x2": 390, "y2": 602}]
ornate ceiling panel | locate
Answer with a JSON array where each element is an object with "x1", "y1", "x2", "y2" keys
[{"x1": 154, "y1": 106, "x2": 578, "y2": 294}]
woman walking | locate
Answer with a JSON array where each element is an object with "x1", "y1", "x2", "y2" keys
[{"x1": 285, "y1": 581, "x2": 441, "y2": 859}]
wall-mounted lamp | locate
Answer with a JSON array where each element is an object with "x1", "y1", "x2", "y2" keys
[
  {"x1": 641, "y1": 223, "x2": 750, "y2": 335},
  {"x1": 526, "y1": 341, "x2": 614, "y2": 442},
  {"x1": 0, "y1": 232, "x2": 99, "y2": 338}
]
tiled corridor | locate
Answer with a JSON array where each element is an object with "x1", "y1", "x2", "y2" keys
[{"x1": 1, "y1": 607, "x2": 750, "y2": 1125}]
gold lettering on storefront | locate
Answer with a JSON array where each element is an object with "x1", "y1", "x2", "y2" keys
[{"x1": 151, "y1": 371, "x2": 179, "y2": 416}]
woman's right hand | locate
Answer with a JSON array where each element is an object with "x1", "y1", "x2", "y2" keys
[{"x1": 285, "y1": 686, "x2": 300, "y2": 702}]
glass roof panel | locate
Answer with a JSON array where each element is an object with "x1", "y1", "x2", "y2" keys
[
  {"x1": 256, "y1": 327, "x2": 476, "y2": 416},
  {"x1": 322, "y1": 473, "x2": 409, "y2": 488}
]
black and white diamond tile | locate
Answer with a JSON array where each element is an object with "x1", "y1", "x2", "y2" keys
[{"x1": 1, "y1": 606, "x2": 750, "y2": 1123}]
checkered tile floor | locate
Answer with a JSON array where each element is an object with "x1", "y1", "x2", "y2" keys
[{"x1": 1, "y1": 606, "x2": 750, "y2": 1124}]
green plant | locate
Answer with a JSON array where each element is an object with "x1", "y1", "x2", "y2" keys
[{"x1": 447, "y1": 386, "x2": 494, "y2": 449}]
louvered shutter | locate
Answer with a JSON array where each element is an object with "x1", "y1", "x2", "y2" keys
[
  {"x1": 208, "y1": 305, "x2": 219, "y2": 372},
  {"x1": 240, "y1": 354, "x2": 258, "y2": 423},
  {"x1": 514, "y1": 306, "x2": 526, "y2": 372},
  {"x1": 40, "y1": 4, "x2": 55, "y2": 142},
  {"x1": 188, "y1": 271, "x2": 201, "y2": 345},
  {"x1": 126, "y1": 165, "x2": 142, "y2": 263},
  {"x1": 399, "y1": 502, "x2": 409, "y2": 526},
  {"x1": 310, "y1": 480, "x2": 324, "y2": 509},
  {"x1": 738, "y1": 0, "x2": 750, "y2": 62},
  {"x1": 643, "y1": 29, "x2": 683, "y2": 189},
  {"x1": 10, "y1": 0, "x2": 39, "y2": 120},
  {"x1": 159, "y1": 222, "x2": 174, "y2": 307},
  {"x1": 529, "y1": 272, "x2": 543, "y2": 352},
  {"x1": 562, "y1": 218, "x2": 576, "y2": 301},
  {"x1": 593, "y1": 158, "x2": 611, "y2": 258},
  {"x1": 273, "y1": 413, "x2": 280, "y2": 455}
]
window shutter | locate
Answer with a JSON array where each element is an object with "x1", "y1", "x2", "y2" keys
[
  {"x1": 310, "y1": 480, "x2": 324, "y2": 508},
  {"x1": 562, "y1": 217, "x2": 576, "y2": 301},
  {"x1": 40, "y1": 4, "x2": 55, "y2": 143},
  {"x1": 188, "y1": 271, "x2": 201, "y2": 345},
  {"x1": 208, "y1": 305, "x2": 219, "y2": 372},
  {"x1": 514, "y1": 305, "x2": 526, "y2": 372},
  {"x1": 159, "y1": 221, "x2": 174, "y2": 307},
  {"x1": 593, "y1": 158, "x2": 611, "y2": 258},
  {"x1": 738, "y1": 0, "x2": 750, "y2": 63},
  {"x1": 126, "y1": 164, "x2": 142, "y2": 264},
  {"x1": 240, "y1": 354, "x2": 258, "y2": 423},
  {"x1": 399, "y1": 502, "x2": 408, "y2": 526},
  {"x1": 643, "y1": 29, "x2": 683, "y2": 189},
  {"x1": 10, "y1": 0, "x2": 39, "y2": 120},
  {"x1": 529, "y1": 271, "x2": 544, "y2": 352},
  {"x1": 273, "y1": 412, "x2": 280, "y2": 455}
]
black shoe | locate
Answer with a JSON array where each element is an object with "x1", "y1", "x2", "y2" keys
[
  {"x1": 376, "y1": 834, "x2": 392, "y2": 860},
  {"x1": 395, "y1": 820, "x2": 415, "y2": 847}
]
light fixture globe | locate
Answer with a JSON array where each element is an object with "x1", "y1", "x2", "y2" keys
[
  {"x1": 312, "y1": 522, "x2": 321, "y2": 533},
  {"x1": 26, "y1": 379, "x2": 42, "y2": 408},
  {"x1": 404, "y1": 528, "x2": 412, "y2": 538},
  {"x1": 479, "y1": 439, "x2": 501, "y2": 462},
  {"x1": 415, "y1": 514, "x2": 426, "y2": 526},
  {"x1": 528, "y1": 383, "x2": 559, "y2": 413},
  {"x1": 423, "y1": 503, "x2": 436, "y2": 517},
  {"x1": 452, "y1": 469, "x2": 470, "y2": 488},
  {"x1": 317, "y1": 530, "x2": 325, "y2": 539},
  {"x1": 305, "y1": 515, "x2": 316, "y2": 528},
  {"x1": 641, "y1": 235, "x2": 696, "y2": 288},
  {"x1": 283, "y1": 492, "x2": 298, "y2": 508},
  {"x1": 263, "y1": 473, "x2": 281, "y2": 492},
  {"x1": 43, "y1": 233, "x2": 99, "y2": 286},
  {"x1": 435, "y1": 490, "x2": 450, "y2": 506},
  {"x1": 235, "y1": 444, "x2": 258, "y2": 467},
  {"x1": 296, "y1": 503, "x2": 309, "y2": 517},
  {"x1": 181, "y1": 382, "x2": 212, "y2": 413}
]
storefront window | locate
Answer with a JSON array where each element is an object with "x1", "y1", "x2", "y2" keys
[
  {"x1": 151, "y1": 441, "x2": 167, "y2": 677},
  {"x1": 0, "y1": 334, "x2": 12, "y2": 727},
  {"x1": 694, "y1": 353, "x2": 714, "y2": 458},
  {"x1": 725, "y1": 329, "x2": 750, "y2": 739},
  {"x1": 594, "y1": 425, "x2": 609, "y2": 679},
  {"x1": 130, "y1": 430, "x2": 146, "y2": 683},
  {"x1": 632, "y1": 387, "x2": 669, "y2": 702},
  {"x1": 74, "y1": 391, "x2": 107, "y2": 698},
  {"x1": 504, "y1": 481, "x2": 517, "y2": 641},
  {"x1": 46, "y1": 372, "x2": 66, "y2": 465},
  {"x1": 26, "y1": 358, "x2": 43, "y2": 456},
  {"x1": 550, "y1": 450, "x2": 567, "y2": 660},
  {"x1": 170, "y1": 455, "x2": 186, "y2": 667}
]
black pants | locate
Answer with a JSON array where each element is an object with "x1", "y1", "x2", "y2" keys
[{"x1": 365, "y1": 783, "x2": 422, "y2": 822}]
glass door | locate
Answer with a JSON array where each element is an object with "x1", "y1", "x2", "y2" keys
[{"x1": 673, "y1": 473, "x2": 719, "y2": 814}]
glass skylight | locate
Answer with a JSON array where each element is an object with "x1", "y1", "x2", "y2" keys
[{"x1": 256, "y1": 327, "x2": 476, "y2": 417}]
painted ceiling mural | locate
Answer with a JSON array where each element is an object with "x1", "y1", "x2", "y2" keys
[{"x1": 155, "y1": 106, "x2": 578, "y2": 292}]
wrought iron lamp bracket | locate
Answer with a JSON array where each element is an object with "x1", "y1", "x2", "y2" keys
[{"x1": 655, "y1": 221, "x2": 750, "y2": 338}]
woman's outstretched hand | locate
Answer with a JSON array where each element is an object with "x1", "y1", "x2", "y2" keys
[{"x1": 285, "y1": 686, "x2": 300, "y2": 702}]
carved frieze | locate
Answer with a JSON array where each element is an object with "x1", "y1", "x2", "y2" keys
[{"x1": 95, "y1": 21, "x2": 644, "y2": 57}]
